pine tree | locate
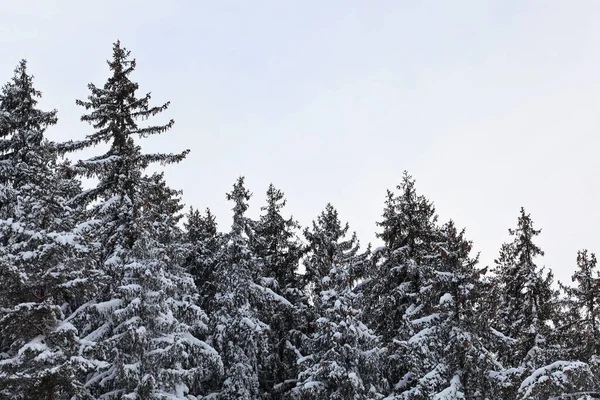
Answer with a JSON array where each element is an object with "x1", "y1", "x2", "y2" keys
[
  {"x1": 557, "y1": 250, "x2": 600, "y2": 389},
  {"x1": 292, "y1": 204, "x2": 383, "y2": 399},
  {"x1": 250, "y1": 184, "x2": 305, "y2": 397},
  {"x1": 184, "y1": 206, "x2": 223, "y2": 313},
  {"x1": 210, "y1": 177, "x2": 272, "y2": 399},
  {"x1": 559, "y1": 251, "x2": 600, "y2": 362},
  {"x1": 57, "y1": 41, "x2": 221, "y2": 398},
  {"x1": 0, "y1": 60, "x2": 96, "y2": 399},
  {"x1": 360, "y1": 172, "x2": 439, "y2": 391},
  {"x1": 303, "y1": 203, "x2": 366, "y2": 294},
  {"x1": 488, "y1": 208, "x2": 591, "y2": 398},
  {"x1": 392, "y1": 221, "x2": 498, "y2": 399},
  {"x1": 252, "y1": 184, "x2": 303, "y2": 290}
]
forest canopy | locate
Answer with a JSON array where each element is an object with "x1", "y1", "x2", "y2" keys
[{"x1": 0, "y1": 42, "x2": 598, "y2": 400}]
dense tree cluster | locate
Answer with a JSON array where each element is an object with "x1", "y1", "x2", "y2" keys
[{"x1": 0, "y1": 42, "x2": 598, "y2": 399}]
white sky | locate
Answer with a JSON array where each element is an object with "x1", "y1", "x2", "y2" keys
[{"x1": 2, "y1": 1, "x2": 600, "y2": 285}]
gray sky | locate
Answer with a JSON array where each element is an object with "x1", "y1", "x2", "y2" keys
[{"x1": 2, "y1": 1, "x2": 599, "y2": 285}]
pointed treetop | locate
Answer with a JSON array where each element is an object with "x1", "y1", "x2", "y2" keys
[
  {"x1": 313, "y1": 202, "x2": 349, "y2": 242},
  {"x1": 511, "y1": 207, "x2": 545, "y2": 259},
  {"x1": 226, "y1": 176, "x2": 252, "y2": 234},
  {"x1": 377, "y1": 171, "x2": 437, "y2": 253},
  {"x1": 0, "y1": 59, "x2": 57, "y2": 149},
  {"x1": 61, "y1": 40, "x2": 188, "y2": 172},
  {"x1": 264, "y1": 183, "x2": 286, "y2": 212},
  {"x1": 185, "y1": 206, "x2": 218, "y2": 243}
]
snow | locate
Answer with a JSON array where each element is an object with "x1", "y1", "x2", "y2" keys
[
  {"x1": 241, "y1": 317, "x2": 257, "y2": 330},
  {"x1": 251, "y1": 282, "x2": 292, "y2": 307},
  {"x1": 434, "y1": 375, "x2": 465, "y2": 400},
  {"x1": 439, "y1": 293, "x2": 453, "y2": 305},
  {"x1": 519, "y1": 361, "x2": 590, "y2": 398},
  {"x1": 411, "y1": 313, "x2": 440, "y2": 326},
  {"x1": 490, "y1": 327, "x2": 517, "y2": 344},
  {"x1": 18, "y1": 336, "x2": 47, "y2": 356},
  {"x1": 94, "y1": 298, "x2": 123, "y2": 313},
  {"x1": 55, "y1": 321, "x2": 77, "y2": 332}
]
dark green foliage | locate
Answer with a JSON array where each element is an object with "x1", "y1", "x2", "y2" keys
[
  {"x1": 210, "y1": 177, "x2": 271, "y2": 400},
  {"x1": 250, "y1": 184, "x2": 305, "y2": 398},
  {"x1": 292, "y1": 204, "x2": 383, "y2": 399},
  {"x1": 1, "y1": 43, "x2": 599, "y2": 400},
  {"x1": 0, "y1": 60, "x2": 95, "y2": 400}
]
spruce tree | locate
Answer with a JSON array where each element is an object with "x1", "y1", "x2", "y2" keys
[
  {"x1": 557, "y1": 250, "x2": 600, "y2": 391},
  {"x1": 57, "y1": 41, "x2": 221, "y2": 398},
  {"x1": 292, "y1": 204, "x2": 382, "y2": 399},
  {"x1": 488, "y1": 208, "x2": 591, "y2": 398},
  {"x1": 302, "y1": 203, "x2": 367, "y2": 294},
  {"x1": 0, "y1": 60, "x2": 96, "y2": 399},
  {"x1": 210, "y1": 177, "x2": 272, "y2": 399},
  {"x1": 559, "y1": 250, "x2": 600, "y2": 362},
  {"x1": 250, "y1": 184, "x2": 305, "y2": 398},
  {"x1": 392, "y1": 221, "x2": 497, "y2": 399},
  {"x1": 360, "y1": 172, "x2": 439, "y2": 391},
  {"x1": 184, "y1": 206, "x2": 223, "y2": 313}
]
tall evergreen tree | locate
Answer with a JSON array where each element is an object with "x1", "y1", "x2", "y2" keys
[
  {"x1": 58, "y1": 41, "x2": 221, "y2": 399},
  {"x1": 559, "y1": 250, "x2": 600, "y2": 362},
  {"x1": 0, "y1": 60, "x2": 96, "y2": 399},
  {"x1": 488, "y1": 208, "x2": 591, "y2": 398},
  {"x1": 391, "y1": 221, "x2": 498, "y2": 399},
  {"x1": 557, "y1": 250, "x2": 600, "y2": 391},
  {"x1": 184, "y1": 206, "x2": 223, "y2": 313},
  {"x1": 360, "y1": 172, "x2": 439, "y2": 391},
  {"x1": 252, "y1": 184, "x2": 303, "y2": 293},
  {"x1": 250, "y1": 184, "x2": 305, "y2": 398},
  {"x1": 210, "y1": 177, "x2": 272, "y2": 399},
  {"x1": 292, "y1": 204, "x2": 383, "y2": 399},
  {"x1": 303, "y1": 203, "x2": 366, "y2": 294}
]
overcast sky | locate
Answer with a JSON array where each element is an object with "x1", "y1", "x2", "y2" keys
[{"x1": 2, "y1": 1, "x2": 599, "y2": 285}]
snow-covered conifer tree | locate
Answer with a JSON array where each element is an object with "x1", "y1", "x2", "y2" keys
[
  {"x1": 302, "y1": 203, "x2": 366, "y2": 294},
  {"x1": 0, "y1": 60, "x2": 96, "y2": 399},
  {"x1": 488, "y1": 208, "x2": 591, "y2": 398},
  {"x1": 184, "y1": 207, "x2": 223, "y2": 313},
  {"x1": 559, "y1": 250, "x2": 600, "y2": 363},
  {"x1": 210, "y1": 177, "x2": 271, "y2": 399},
  {"x1": 360, "y1": 172, "x2": 439, "y2": 391},
  {"x1": 555, "y1": 249, "x2": 600, "y2": 393},
  {"x1": 391, "y1": 221, "x2": 498, "y2": 399},
  {"x1": 57, "y1": 41, "x2": 221, "y2": 399},
  {"x1": 292, "y1": 204, "x2": 383, "y2": 399},
  {"x1": 250, "y1": 184, "x2": 305, "y2": 397}
]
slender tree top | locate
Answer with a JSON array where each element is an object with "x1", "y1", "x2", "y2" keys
[
  {"x1": 377, "y1": 171, "x2": 438, "y2": 254},
  {"x1": 227, "y1": 176, "x2": 252, "y2": 236},
  {"x1": 185, "y1": 206, "x2": 218, "y2": 243},
  {"x1": 58, "y1": 41, "x2": 188, "y2": 204},
  {"x1": 0, "y1": 59, "x2": 57, "y2": 156},
  {"x1": 75, "y1": 41, "x2": 175, "y2": 148},
  {"x1": 61, "y1": 41, "x2": 187, "y2": 163}
]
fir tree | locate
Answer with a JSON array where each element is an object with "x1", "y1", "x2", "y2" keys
[
  {"x1": 559, "y1": 250, "x2": 600, "y2": 362},
  {"x1": 303, "y1": 203, "x2": 366, "y2": 294},
  {"x1": 488, "y1": 208, "x2": 590, "y2": 398},
  {"x1": 184, "y1": 206, "x2": 223, "y2": 313},
  {"x1": 210, "y1": 177, "x2": 271, "y2": 399},
  {"x1": 57, "y1": 41, "x2": 221, "y2": 398},
  {"x1": 0, "y1": 60, "x2": 96, "y2": 399},
  {"x1": 250, "y1": 184, "x2": 305, "y2": 398},
  {"x1": 392, "y1": 221, "x2": 497, "y2": 399},
  {"x1": 292, "y1": 204, "x2": 383, "y2": 399},
  {"x1": 557, "y1": 250, "x2": 600, "y2": 390},
  {"x1": 252, "y1": 184, "x2": 303, "y2": 291},
  {"x1": 360, "y1": 172, "x2": 439, "y2": 391}
]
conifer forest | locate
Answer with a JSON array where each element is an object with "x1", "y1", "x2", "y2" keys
[{"x1": 2, "y1": 41, "x2": 600, "y2": 400}]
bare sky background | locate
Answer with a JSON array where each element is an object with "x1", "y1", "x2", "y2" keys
[{"x1": 1, "y1": 1, "x2": 599, "y2": 285}]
